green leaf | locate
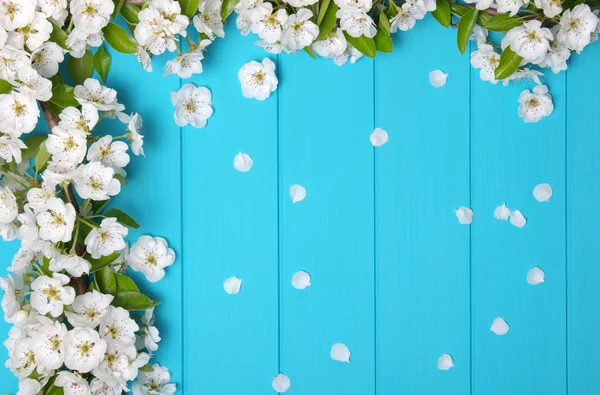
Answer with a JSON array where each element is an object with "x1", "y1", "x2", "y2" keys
[
  {"x1": 482, "y1": 13, "x2": 524, "y2": 32},
  {"x1": 304, "y1": 46, "x2": 316, "y2": 59},
  {"x1": 450, "y1": 3, "x2": 468, "y2": 17},
  {"x1": 102, "y1": 22, "x2": 137, "y2": 54},
  {"x1": 89, "y1": 251, "x2": 121, "y2": 273},
  {"x1": 374, "y1": 27, "x2": 393, "y2": 53},
  {"x1": 45, "y1": 385, "x2": 64, "y2": 395},
  {"x1": 476, "y1": 12, "x2": 492, "y2": 26},
  {"x1": 112, "y1": 0, "x2": 126, "y2": 19},
  {"x1": 95, "y1": 266, "x2": 117, "y2": 295},
  {"x1": 456, "y1": 8, "x2": 478, "y2": 54},
  {"x1": 178, "y1": 0, "x2": 200, "y2": 18},
  {"x1": 379, "y1": 11, "x2": 391, "y2": 34},
  {"x1": 114, "y1": 173, "x2": 128, "y2": 186},
  {"x1": 115, "y1": 273, "x2": 139, "y2": 292},
  {"x1": 34, "y1": 142, "x2": 51, "y2": 173},
  {"x1": 386, "y1": 2, "x2": 398, "y2": 18},
  {"x1": 50, "y1": 73, "x2": 63, "y2": 86},
  {"x1": 93, "y1": 46, "x2": 112, "y2": 82},
  {"x1": 112, "y1": 291, "x2": 156, "y2": 311},
  {"x1": 76, "y1": 220, "x2": 93, "y2": 245},
  {"x1": 49, "y1": 84, "x2": 78, "y2": 108},
  {"x1": 91, "y1": 198, "x2": 112, "y2": 215},
  {"x1": 494, "y1": 46, "x2": 523, "y2": 80},
  {"x1": 316, "y1": 0, "x2": 331, "y2": 25},
  {"x1": 21, "y1": 135, "x2": 47, "y2": 162},
  {"x1": 67, "y1": 50, "x2": 94, "y2": 85},
  {"x1": 432, "y1": 0, "x2": 451, "y2": 27},
  {"x1": 121, "y1": 3, "x2": 140, "y2": 24},
  {"x1": 221, "y1": 0, "x2": 238, "y2": 20},
  {"x1": 344, "y1": 32, "x2": 376, "y2": 58},
  {"x1": 104, "y1": 208, "x2": 140, "y2": 229},
  {"x1": 138, "y1": 364, "x2": 154, "y2": 373},
  {"x1": 315, "y1": 1, "x2": 338, "y2": 40},
  {"x1": 49, "y1": 23, "x2": 69, "y2": 49},
  {"x1": 0, "y1": 79, "x2": 12, "y2": 94}
]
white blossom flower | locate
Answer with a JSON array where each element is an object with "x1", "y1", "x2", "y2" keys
[
  {"x1": 7, "y1": 12, "x2": 52, "y2": 50},
  {"x1": 0, "y1": 275, "x2": 20, "y2": 321},
  {"x1": 49, "y1": 254, "x2": 92, "y2": 277},
  {"x1": 6, "y1": 337, "x2": 38, "y2": 378},
  {"x1": 70, "y1": 0, "x2": 114, "y2": 34},
  {"x1": 313, "y1": 28, "x2": 347, "y2": 58},
  {"x1": 26, "y1": 184, "x2": 54, "y2": 213},
  {"x1": 36, "y1": 197, "x2": 76, "y2": 243},
  {"x1": 84, "y1": 217, "x2": 128, "y2": 259},
  {"x1": 14, "y1": 66, "x2": 52, "y2": 101},
  {"x1": 164, "y1": 39, "x2": 211, "y2": 78},
  {"x1": 255, "y1": 39, "x2": 290, "y2": 54},
  {"x1": 64, "y1": 327, "x2": 107, "y2": 373},
  {"x1": 65, "y1": 290, "x2": 114, "y2": 328},
  {"x1": 132, "y1": 364, "x2": 176, "y2": 395},
  {"x1": 0, "y1": 45, "x2": 29, "y2": 81},
  {"x1": 0, "y1": 0, "x2": 36, "y2": 31},
  {"x1": 66, "y1": 28, "x2": 103, "y2": 58},
  {"x1": 87, "y1": 135, "x2": 131, "y2": 171},
  {"x1": 501, "y1": 20, "x2": 553, "y2": 64},
  {"x1": 463, "y1": 0, "x2": 494, "y2": 10},
  {"x1": 251, "y1": 4, "x2": 287, "y2": 44},
  {"x1": 390, "y1": 5, "x2": 420, "y2": 32},
  {"x1": 126, "y1": 112, "x2": 144, "y2": 156},
  {"x1": 0, "y1": 91, "x2": 40, "y2": 137},
  {"x1": 74, "y1": 78, "x2": 125, "y2": 112},
  {"x1": 30, "y1": 41, "x2": 64, "y2": 78},
  {"x1": 46, "y1": 127, "x2": 87, "y2": 164},
  {"x1": 193, "y1": 0, "x2": 225, "y2": 39},
  {"x1": 30, "y1": 273, "x2": 75, "y2": 317},
  {"x1": 470, "y1": 43, "x2": 500, "y2": 83},
  {"x1": 534, "y1": 0, "x2": 561, "y2": 17},
  {"x1": 92, "y1": 342, "x2": 143, "y2": 385},
  {"x1": 42, "y1": 160, "x2": 78, "y2": 187},
  {"x1": 33, "y1": 319, "x2": 68, "y2": 370},
  {"x1": 38, "y1": 0, "x2": 68, "y2": 25},
  {"x1": 73, "y1": 162, "x2": 121, "y2": 201},
  {"x1": 9, "y1": 246, "x2": 35, "y2": 272},
  {"x1": 334, "y1": 0, "x2": 372, "y2": 11},
  {"x1": 518, "y1": 84, "x2": 554, "y2": 123},
  {"x1": 99, "y1": 306, "x2": 139, "y2": 345},
  {"x1": 136, "y1": 46, "x2": 153, "y2": 72},
  {"x1": 540, "y1": 26, "x2": 571, "y2": 73},
  {"x1": 140, "y1": 307, "x2": 160, "y2": 351},
  {"x1": 470, "y1": 25, "x2": 488, "y2": 44},
  {"x1": 333, "y1": 44, "x2": 363, "y2": 65},
  {"x1": 17, "y1": 206, "x2": 38, "y2": 241},
  {"x1": 0, "y1": 186, "x2": 18, "y2": 223},
  {"x1": 170, "y1": 83, "x2": 213, "y2": 128},
  {"x1": 55, "y1": 371, "x2": 92, "y2": 395},
  {"x1": 285, "y1": 0, "x2": 318, "y2": 8},
  {"x1": 238, "y1": 58, "x2": 278, "y2": 101},
  {"x1": 501, "y1": 67, "x2": 543, "y2": 86},
  {"x1": 128, "y1": 235, "x2": 176, "y2": 282},
  {"x1": 337, "y1": 8, "x2": 377, "y2": 38},
  {"x1": 556, "y1": 4, "x2": 599, "y2": 53},
  {"x1": 58, "y1": 103, "x2": 99, "y2": 135},
  {"x1": 281, "y1": 8, "x2": 319, "y2": 50},
  {"x1": 17, "y1": 378, "x2": 42, "y2": 395},
  {"x1": 0, "y1": 134, "x2": 26, "y2": 163},
  {"x1": 134, "y1": 0, "x2": 188, "y2": 55},
  {"x1": 495, "y1": 0, "x2": 528, "y2": 17},
  {"x1": 0, "y1": 221, "x2": 16, "y2": 240}
]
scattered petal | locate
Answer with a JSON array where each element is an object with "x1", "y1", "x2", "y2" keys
[
  {"x1": 223, "y1": 276, "x2": 242, "y2": 295},
  {"x1": 490, "y1": 317, "x2": 509, "y2": 335},
  {"x1": 494, "y1": 203, "x2": 511, "y2": 220},
  {"x1": 330, "y1": 343, "x2": 351, "y2": 363},
  {"x1": 437, "y1": 354, "x2": 454, "y2": 370},
  {"x1": 429, "y1": 70, "x2": 448, "y2": 88},
  {"x1": 290, "y1": 184, "x2": 306, "y2": 204},
  {"x1": 455, "y1": 206, "x2": 473, "y2": 225},
  {"x1": 272, "y1": 374, "x2": 291, "y2": 393},
  {"x1": 233, "y1": 152, "x2": 253, "y2": 172},
  {"x1": 292, "y1": 271, "x2": 311, "y2": 290},
  {"x1": 370, "y1": 128, "x2": 389, "y2": 147},
  {"x1": 510, "y1": 210, "x2": 527, "y2": 228},
  {"x1": 527, "y1": 267, "x2": 545, "y2": 285},
  {"x1": 533, "y1": 183, "x2": 552, "y2": 202}
]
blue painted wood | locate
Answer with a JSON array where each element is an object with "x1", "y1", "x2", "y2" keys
[
  {"x1": 278, "y1": 54, "x2": 375, "y2": 394},
  {"x1": 182, "y1": 25, "x2": 279, "y2": 393},
  {"x1": 375, "y1": 16, "x2": 471, "y2": 395},
  {"x1": 471, "y1": 60, "x2": 567, "y2": 394},
  {"x1": 566, "y1": 43, "x2": 600, "y2": 395}
]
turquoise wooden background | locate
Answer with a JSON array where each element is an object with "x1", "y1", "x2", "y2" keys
[{"x1": 2, "y1": 14, "x2": 600, "y2": 394}]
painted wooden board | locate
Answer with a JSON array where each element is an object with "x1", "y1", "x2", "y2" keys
[{"x1": 375, "y1": 16, "x2": 471, "y2": 395}]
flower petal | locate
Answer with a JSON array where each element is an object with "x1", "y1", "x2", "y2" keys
[
  {"x1": 455, "y1": 206, "x2": 473, "y2": 225},
  {"x1": 233, "y1": 152, "x2": 253, "y2": 172},
  {"x1": 289, "y1": 184, "x2": 306, "y2": 204},
  {"x1": 527, "y1": 267, "x2": 545, "y2": 285},
  {"x1": 370, "y1": 128, "x2": 389, "y2": 147},
  {"x1": 223, "y1": 276, "x2": 242, "y2": 295},
  {"x1": 437, "y1": 354, "x2": 454, "y2": 370},
  {"x1": 490, "y1": 317, "x2": 509, "y2": 335},
  {"x1": 509, "y1": 210, "x2": 527, "y2": 228},
  {"x1": 429, "y1": 70, "x2": 448, "y2": 88},
  {"x1": 291, "y1": 270, "x2": 311, "y2": 290},
  {"x1": 272, "y1": 374, "x2": 291, "y2": 393},
  {"x1": 330, "y1": 343, "x2": 351, "y2": 363},
  {"x1": 533, "y1": 183, "x2": 552, "y2": 202}
]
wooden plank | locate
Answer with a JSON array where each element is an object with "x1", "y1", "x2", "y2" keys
[
  {"x1": 567, "y1": 44, "x2": 600, "y2": 395},
  {"x1": 470, "y1": 59, "x2": 567, "y2": 393},
  {"x1": 0, "y1": 242, "x2": 20, "y2": 389},
  {"x1": 278, "y1": 54, "x2": 375, "y2": 393},
  {"x1": 182, "y1": 25, "x2": 279, "y2": 393},
  {"x1": 375, "y1": 16, "x2": 471, "y2": 395}
]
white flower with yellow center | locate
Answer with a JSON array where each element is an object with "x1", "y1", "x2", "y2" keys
[
  {"x1": 84, "y1": 217, "x2": 128, "y2": 259},
  {"x1": 495, "y1": 0, "x2": 528, "y2": 17},
  {"x1": 281, "y1": 8, "x2": 319, "y2": 50},
  {"x1": 0, "y1": 134, "x2": 26, "y2": 163},
  {"x1": 26, "y1": 184, "x2": 55, "y2": 213},
  {"x1": 70, "y1": 0, "x2": 114, "y2": 34},
  {"x1": 518, "y1": 84, "x2": 554, "y2": 123},
  {"x1": 556, "y1": 3, "x2": 599, "y2": 53},
  {"x1": 99, "y1": 306, "x2": 139, "y2": 346},
  {"x1": 73, "y1": 161, "x2": 122, "y2": 201},
  {"x1": 7, "y1": 12, "x2": 52, "y2": 50},
  {"x1": 337, "y1": 7, "x2": 377, "y2": 38},
  {"x1": 92, "y1": 342, "x2": 142, "y2": 384},
  {"x1": 313, "y1": 28, "x2": 347, "y2": 58},
  {"x1": 0, "y1": 91, "x2": 40, "y2": 137},
  {"x1": 38, "y1": 0, "x2": 68, "y2": 25},
  {"x1": 30, "y1": 273, "x2": 75, "y2": 317},
  {"x1": 164, "y1": 39, "x2": 211, "y2": 78},
  {"x1": 150, "y1": 0, "x2": 189, "y2": 36},
  {"x1": 534, "y1": 0, "x2": 562, "y2": 18},
  {"x1": 238, "y1": 58, "x2": 278, "y2": 101},
  {"x1": 470, "y1": 43, "x2": 500, "y2": 83},
  {"x1": 6, "y1": 337, "x2": 38, "y2": 378},
  {"x1": 0, "y1": 45, "x2": 29, "y2": 81},
  {"x1": 36, "y1": 197, "x2": 76, "y2": 243},
  {"x1": 0, "y1": 186, "x2": 18, "y2": 223},
  {"x1": 55, "y1": 370, "x2": 92, "y2": 393},
  {"x1": 42, "y1": 160, "x2": 77, "y2": 187},
  {"x1": 134, "y1": 0, "x2": 188, "y2": 55},
  {"x1": 540, "y1": 26, "x2": 571, "y2": 73},
  {"x1": 334, "y1": 43, "x2": 363, "y2": 66},
  {"x1": 87, "y1": 135, "x2": 131, "y2": 171},
  {"x1": 334, "y1": 0, "x2": 372, "y2": 11},
  {"x1": 14, "y1": 66, "x2": 52, "y2": 101},
  {"x1": 30, "y1": 42, "x2": 64, "y2": 78},
  {"x1": 170, "y1": 83, "x2": 213, "y2": 128},
  {"x1": 128, "y1": 235, "x2": 176, "y2": 282},
  {"x1": 46, "y1": 126, "x2": 87, "y2": 164},
  {"x1": 63, "y1": 327, "x2": 107, "y2": 373},
  {"x1": 58, "y1": 103, "x2": 99, "y2": 135},
  {"x1": 251, "y1": 4, "x2": 287, "y2": 44},
  {"x1": 74, "y1": 78, "x2": 125, "y2": 112},
  {"x1": 193, "y1": 0, "x2": 225, "y2": 39},
  {"x1": 501, "y1": 20, "x2": 553, "y2": 64},
  {"x1": 132, "y1": 364, "x2": 176, "y2": 395},
  {"x1": 33, "y1": 318, "x2": 68, "y2": 370},
  {"x1": 0, "y1": 0, "x2": 36, "y2": 31},
  {"x1": 65, "y1": 290, "x2": 114, "y2": 329}
]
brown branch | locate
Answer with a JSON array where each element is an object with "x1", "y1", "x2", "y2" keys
[
  {"x1": 125, "y1": 0, "x2": 142, "y2": 5},
  {"x1": 40, "y1": 101, "x2": 58, "y2": 131}
]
